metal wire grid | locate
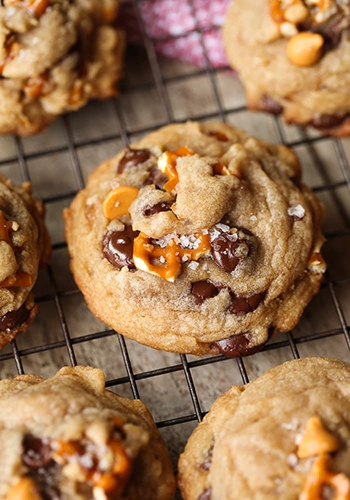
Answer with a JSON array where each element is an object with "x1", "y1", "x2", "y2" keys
[{"x1": 0, "y1": 0, "x2": 349, "y2": 483}]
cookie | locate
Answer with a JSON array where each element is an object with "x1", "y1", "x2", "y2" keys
[
  {"x1": 0, "y1": 0, "x2": 125, "y2": 135},
  {"x1": 0, "y1": 365, "x2": 176, "y2": 499},
  {"x1": 223, "y1": 0, "x2": 350, "y2": 136},
  {"x1": 178, "y1": 357, "x2": 350, "y2": 500},
  {"x1": 63, "y1": 121, "x2": 326, "y2": 357},
  {"x1": 0, "y1": 174, "x2": 51, "y2": 348}
]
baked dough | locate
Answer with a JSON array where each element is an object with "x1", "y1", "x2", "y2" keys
[
  {"x1": 0, "y1": 365, "x2": 176, "y2": 500},
  {"x1": 64, "y1": 121, "x2": 326, "y2": 357},
  {"x1": 223, "y1": 0, "x2": 350, "y2": 136},
  {"x1": 178, "y1": 357, "x2": 350, "y2": 500},
  {"x1": 0, "y1": 0, "x2": 125, "y2": 135},
  {"x1": 0, "y1": 174, "x2": 50, "y2": 348}
]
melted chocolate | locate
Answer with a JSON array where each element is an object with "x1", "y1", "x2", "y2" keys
[
  {"x1": 311, "y1": 113, "x2": 346, "y2": 129},
  {"x1": 211, "y1": 326, "x2": 274, "y2": 357},
  {"x1": 117, "y1": 147, "x2": 151, "y2": 173},
  {"x1": 260, "y1": 95, "x2": 283, "y2": 115},
  {"x1": 211, "y1": 333, "x2": 263, "y2": 357},
  {"x1": 0, "y1": 304, "x2": 30, "y2": 332},
  {"x1": 23, "y1": 435, "x2": 52, "y2": 469},
  {"x1": 211, "y1": 233, "x2": 250, "y2": 273},
  {"x1": 142, "y1": 201, "x2": 172, "y2": 216},
  {"x1": 228, "y1": 291, "x2": 265, "y2": 315},
  {"x1": 102, "y1": 226, "x2": 139, "y2": 270},
  {"x1": 191, "y1": 281, "x2": 219, "y2": 305},
  {"x1": 144, "y1": 166, "x2": 168, "y2": 189}
]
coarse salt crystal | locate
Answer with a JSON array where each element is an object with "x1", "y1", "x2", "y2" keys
[
  {"x1": 188, "y1": 261, "x2": 199, "y2": 270},
  {"x1": 288, "y1": 204, "x2": 305, "y2": 219}
]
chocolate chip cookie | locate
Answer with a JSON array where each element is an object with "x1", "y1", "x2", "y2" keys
[
  {"x1": 0, "y1": 174, "x2": 50, "y2": 348},
  {"x1": 223, "y1": 0, "x2": 350, "y2": 136},
  {"x1": 0, "y1": 0, "x2": 125, "y2": 135},
  {"x1": 0, "y1": 365, "x2": 176, "y2": 500},
  {"x1": 178, "y1": 356, "x2": 350, "y2": 500},
  {"x1": 63, "y1": 121, "x2": 326, "y2": 357}
]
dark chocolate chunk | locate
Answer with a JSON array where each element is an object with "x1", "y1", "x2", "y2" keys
[
  {"x1": 228, "y1": 291, "x2": 265, "y2": 315},
  {"x1": 23, "y1": 435, "x2": 52, "y2": 469},
  {"x1": 211, "y1": 333, "x2": 262, "y2": 357},
  {"x1": 142, "y1": 201, "x2": 172, "y2": 217},
  {"x1": 0, "y1": 304, "x2": 30, "y2": 332},
  {"x1": 191, "y1": 281, "x2": 219, "y2": 305},
  {"x1": 102, "y1": 226, "x2": 139, "y2": 270},
  {"x1": 211, "y1": 233, "x2": 250, "y2": 273},
  {"x1": 144, "y1": 166, "x2": 168, "y2": 189},
  {"x1": 260, "y1": 95, "x2": 283, "y2": 115},
  {"x1": 117, "y1": 147, "x2": 151, "y2": 173},
  {"x1": 311, "y1": 113, "x2": 345, "y2": 130}
]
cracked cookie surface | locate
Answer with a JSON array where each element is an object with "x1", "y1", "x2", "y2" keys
[
  {"x1": 0, "y1": 174, "x2": 50, "y2": 348},
  {"x1": 0, "y1": 0, "x2": 124, "y2": 135},
  {"x1": 0, "y1": 365, "x2": 176, "y2": 500},
  {"x1": 223, "y1": 0, "x2": 350, "y2": 136},
  {"x1": 64, "y1": 121, "x2": 326, "y2": 357},
  {"x1": 178, "y1": 357, "x2": 350, "y2": 500}
]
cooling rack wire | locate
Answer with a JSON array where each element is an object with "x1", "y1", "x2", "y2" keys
[{"x1": 0, "y1": 1, "x2": 349, "y2": 496}]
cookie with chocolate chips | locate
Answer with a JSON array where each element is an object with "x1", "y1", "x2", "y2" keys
[
  {"x1": 64, "y1": 121, "x2": 325, "y2": 357},
  {"x1": 0, "y1": 365, "x2": 176, "y2": 500},
  {"x1": 0, "y1": 174, "x2": 50, "y2": 348},
  {"x1": 0, "y1": 0, "x2": 125, "y2": 135},
  {"x1": 223, "y1": 0, "x2": 350, "y2": 136},
  {"x1": 178, "y1": 357, "x2": 350, "y2": 500}
]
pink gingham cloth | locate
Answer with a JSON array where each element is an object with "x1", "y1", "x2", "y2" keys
[{"x1": 121, "y1": 0, "x2": 231, "y2": 68}]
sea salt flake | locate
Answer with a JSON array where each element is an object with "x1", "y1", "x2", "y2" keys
[
  {"x1": 288, "y1": 204, "x2": 305, "y2": 219},
  {"x1": 215, "y1": 223, "x2": 230, "y2": 232},
  {"x1": 188, "y1": 261, "x2": 199, "y2": 270},
  {"x1": 287, "y1": 453, "x2": 298, "y2": 467}
]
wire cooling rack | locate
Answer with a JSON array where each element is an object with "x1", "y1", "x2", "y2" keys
[{"x1": 0, "y1": 0, "x2": 350, "y2": 493}]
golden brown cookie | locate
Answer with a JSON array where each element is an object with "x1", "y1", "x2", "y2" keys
[
  {"x1": 0, "y1": 174, "x2": 50, "y2": 347},
  {"x1": 0, "y1": 365, "x2": 176, "y2": 500},
  {"x1": 0, "y1": 0, "x2": 125, "y2": 135},
  {"x1": 64, "y1": 121, "x2": 326, "y2": 357},
  {"x1": 223, "y1": 0, "x2": 350, "y2": 136},
  {"x1": 178, "y1": 356, "x2": 350, "y2": 500}
]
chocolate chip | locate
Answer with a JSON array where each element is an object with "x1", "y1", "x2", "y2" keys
[
  {"x1": 198, "y1": 488, "x2": 212, "y2": 500},
  {"x1": 142, "y1": 201, "x2": 172, "y2": 216},
  {"x1": 22, "y1": 435, "x2": 52, "y2": 469},
  {"x1": 211, "y1": 333, "x2": 263, "y2": 357},
  {"x1": 144, "y1": 166, "x2": 168, "y2": 189},
  {"x1": 311, "y1": 113, "x2": 345, "y2": 130},
  {"x1": 228, "y1": 291, "x2": 265, "y2": 315},
  {"x1": 260, "y1": 95, "x2": 283, "y2": 115},
  {"x1": 211, "y1": 233, "x2": 250, "y2": 273},
  {"x1": 102, "y1": 226, "x2": 139, "y2": 270},
  {"x1": 191, "y1": 281, "x2": 219, "y2": 305},
  {"x1": 0, "y1": 304, "x2": 30, "y2": 332},
  {"x1": 117, "y1": 147, "x2": 151, "y2": 173}
]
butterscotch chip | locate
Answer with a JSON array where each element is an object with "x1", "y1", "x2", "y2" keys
[
  {"x1": 178, "y1": 357, "x2": 350, "y2": 500},
  {"x1": 0, "y1": 0, "x2": 125, "y2": 135},
  {"x1": 223, "y1": 0, "x2": 350, "y2": 136},
  {"x1": 63, "y1": 121, "x2": 326, "y2": 357},
  {"x1": 0, "y1": 366, "x2": 175, "y2": 500},
  {"x1": 0, "y1": 174, "x2": 50, "y2": 348}
]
